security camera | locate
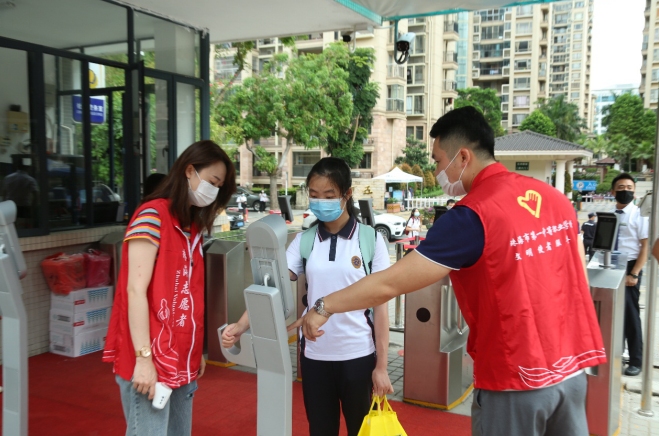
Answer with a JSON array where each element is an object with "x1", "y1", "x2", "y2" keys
[
  {"x1": 394, "y1": 32, "x2": 416, "y2": 64},
  {"x1": 342, "y1": 34, "x2": 352, "y2": 43}
]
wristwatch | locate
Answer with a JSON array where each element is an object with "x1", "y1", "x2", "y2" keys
[
  {"x1": 135, "y1": 346, "x2": 152, "y2": 358},
  {"x1": 630, "y1": 273, "x2": 639, "y2": 279},
  {"x1": 313, "y1": 297, "x2": 333, "y2": 318}
]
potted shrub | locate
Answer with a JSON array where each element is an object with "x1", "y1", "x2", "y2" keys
[
  {"x1": 386, "y1": 197, "x2": 401, "y2": 213},
  {"x1": 420, "y1": 207, "x2": 435, "y2": 226}
]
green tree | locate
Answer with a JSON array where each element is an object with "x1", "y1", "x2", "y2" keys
[
  {"x1": 607, "y1": 134, "x2": 635, "y2": 172},
  {"x1": 581, "y1": 135, "x2": 609, "y2": 160},
  {"x1": 536, "y1": 95, "x2": 585, "y2": 142},
  {"x1": 519, "y1": 110, "x2": 556, "y2": 137},
  {"x1": 411, "y1": 164, "x2": 424, "y2": 192},
  {"x1": 395, "y1": 136, "x2": 430, "y2": 169},
  {"x1": 603, "y1": 93, "x2": 656, "y2": 145},
  {"x1": 455, "y1": 88, "x2": 505, "y2": 137},
  {"x1": 423, "y1": 170, "x2": 436, "y2": 192},
  {"x1": 326, "y1": 47, "x2": 380, "y2": 168},
  {"x1": 632, "y1": 140, "x2": 655, "y2": 167},
  {"x1": 216, "y1": 45, "x2": 353, "y2": 208},
  {"x1": 564, "y1": 171, "x2": 573, "y2": 195}
]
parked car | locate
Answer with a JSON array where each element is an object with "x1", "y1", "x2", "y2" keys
[
  {"x1": 226, "y1": 210, "x2": 245, "y2": 230},
  {"x1": 301, "y1": 202, "x2": 407, "y2": 241},
  {"x1": 227, "y1": 187, "x2": 270, "y2": 212}
]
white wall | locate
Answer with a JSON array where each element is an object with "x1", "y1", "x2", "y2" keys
[
  {"x1": 499, "y1": 159, "x2": 552, "y2": 184},
  {"x1": 0, "y1": 47, "x2": 30, "y2": 164}
]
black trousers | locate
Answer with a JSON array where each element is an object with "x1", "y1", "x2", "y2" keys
[
  {"x1": 300, "y1": 352, "x2": 375, "y2": 436},
  {"x1": 624, "y1": 259, "x2": 644, "y2": 367},
  {"x1": 583, "y1": 239, "x2": 594, "y2": 260},
  {"x1": 259, "y1": 200, "x2": 266, "y2": 212}
]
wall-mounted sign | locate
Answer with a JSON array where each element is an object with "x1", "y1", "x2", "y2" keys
[
  {"x1": 573, "y1": 180, "x2": 598, "y2": 192},
  {"x1": 515, "y1": 162, "x2": 530, "y2": 171},
  {"x1": 72, "y1": 95, "x2": 106, "y2": 124}
]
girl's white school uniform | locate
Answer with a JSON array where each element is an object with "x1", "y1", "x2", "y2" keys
[
  {"x1": 407, "y1": 217, "x2": 421, "y2": 238},
  {"x1": 287, "y1": 219, "x2": 390, "y2": 361}
]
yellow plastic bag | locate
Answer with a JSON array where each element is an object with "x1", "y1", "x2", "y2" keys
[{"x1": 357, "y1": 396, "x2": 408, "y2": 436}]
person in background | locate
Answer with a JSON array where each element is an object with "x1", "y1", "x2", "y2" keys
[
  {"x1": 1, "y1": 162, "x2": 38, "y2": 226},
  {"x1": 581, "y1": 212, "x2": 597, "y2": 260},
  {"x1": 237, "y1": 191, "x2": 248, "y2": 222},
  {"x1": 143, "y1": 173, "x2": 166, "y2": 198},
  {"x1": 405, "y1": 208, "x2": 421, "y2": 239},
  {"x1": 223, "y1": 157, "x2": 392, "y2": 436},
  {"x1": 259, "y1": 190, "x2": 268, "y2": 212},
  {"x1": 445, "y1": 199, "x2": 456, "y2": 210},
  {"x1": 611, "y1": 173, "x2": 648, "y2": 377},
  {"x1": 103, "y1": 140, "x2": 236, "y2": 436}
]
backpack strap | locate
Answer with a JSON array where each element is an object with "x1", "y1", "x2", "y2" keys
[
  {"x1": 358, "y1": 223, "x2": 377, "y2": 275},
  {"x1": 299, "y1": 225, "x2": 318, "y2": 304}
]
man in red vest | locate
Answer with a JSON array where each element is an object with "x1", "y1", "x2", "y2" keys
[{"x1": 291, "y1": 106, "x2": 605, "y2": 436}]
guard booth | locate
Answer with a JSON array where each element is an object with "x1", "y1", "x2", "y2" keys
[{"x1": 403, "y1": 275, "x2": 473, "y2": 410}]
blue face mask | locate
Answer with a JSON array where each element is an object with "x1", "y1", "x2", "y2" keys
[{"x1": 309, "y1": 198, "x2": 345, "y2": 222}]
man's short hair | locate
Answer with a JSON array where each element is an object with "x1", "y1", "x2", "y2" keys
[
  {"x1": 446, "y1": 199, "x2": 456, "y2": 205},
  {"x1": 611, "y1": 173, "x2": 635, "y2": 191},
  {"x1": 429, "y1": 106, "x2": 495, "y2": 160}
]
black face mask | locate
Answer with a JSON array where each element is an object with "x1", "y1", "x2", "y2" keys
[{"x1": 615, "y1": 190, "x2": 634, "y2": 205}]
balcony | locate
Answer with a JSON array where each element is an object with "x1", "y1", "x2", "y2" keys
[
  {"x1": 475, "y1": 68, "x2": 504, "y2": 78},
  {"x1": 481, "y1": 50, "x2": 505, "y2": 60},
  {"x1": 387, "y1": 64, "x2": 405, "y2": 79},
  {"x1": 443, "y1": 80, "x2": 458, "y2": 93},
  {"x1": 406, "y1": 105, "x2": 425, "y2": 116},
  {"x1": 539, "y1": 70, "x2": 547, "y2": 80},
  {"x1": 386, "y1": 98, "x2": 404, "y2": 112},
  {"x1": 443, "y1": 51, "x2": 458, "y2": 68},
  {"x1": 258, "y1": 38, "x2": 277, "y2": 46},
  {"x1": 443, "y1": 21, "x2": 459, "y2": 39}
]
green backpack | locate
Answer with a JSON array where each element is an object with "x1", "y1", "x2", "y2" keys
[{"x1": 299, "y1": 222, "x2": 377, "y2": 307}]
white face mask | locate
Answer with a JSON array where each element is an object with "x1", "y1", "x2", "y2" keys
[
  {"x1": 436, "y1": 151, "x2": 468, "y2": 197},
  {"x1": 188, "y1": 169, "x2": 219, "y2": 207}
]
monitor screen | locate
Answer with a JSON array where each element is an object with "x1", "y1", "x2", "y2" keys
[{"x1": 592, "y1": 213, "x2": 619, "y2": 252}]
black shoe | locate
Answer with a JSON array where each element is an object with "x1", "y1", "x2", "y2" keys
[{"x1": 625, "y1": 366, "x2": 641, "y2": 376}]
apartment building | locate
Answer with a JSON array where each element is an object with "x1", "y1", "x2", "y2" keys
[
  {"x1": 213, "y1": 15, "x2": 465, "y2": 189},
  {"x1": 640, "y1": 0, "x2": 659, "y2": 109},
  {"x1": 592, "y1": 85, "x2": 639, "y2": 135},
  {"x1": 467, "y1": 1, "x2": 594, "y2": 132}
]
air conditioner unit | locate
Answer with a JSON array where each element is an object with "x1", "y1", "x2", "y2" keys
[
  {"x1": 503, "y1": 48, "x2": 511, "y2": 57},
  {"x1": 504, "y1": 31, "x2": 511, "y2": 40},
  {"x1": 502, "y1": 66, "x2": 510, "y2": 76},
  {"x1": 502, "y1": 84, "x2": 510, "y2": 94},
  {"x1": 472, "y1": 70, "x2": 480, "y2": 78}
]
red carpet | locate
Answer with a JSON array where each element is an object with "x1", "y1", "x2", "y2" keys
[{"x1": 0, "y1": 353, "x2": 471, "y2": 435}]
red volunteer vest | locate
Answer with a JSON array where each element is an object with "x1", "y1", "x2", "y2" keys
[
  {"x1": 450, "y1": 163, "x2": 605, "y2": 391},
  {"x1": 103, "y1": 199, "x2": 205, "y2": 388}
]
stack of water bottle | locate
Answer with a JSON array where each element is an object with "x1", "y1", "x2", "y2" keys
[{"x1": 43, "y1": 249, "x2": 114, "y2": 357}]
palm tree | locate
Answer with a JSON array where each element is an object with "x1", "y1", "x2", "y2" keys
[
  {"x1": 632, "y1": 140, "x2": 655, "y2": 170},
  {"x1": 582, "y1": 135, "x2": 609, "y2": 160},
  {"x1": 537, "y1": 95, "x2": 586, "y2": 142}
]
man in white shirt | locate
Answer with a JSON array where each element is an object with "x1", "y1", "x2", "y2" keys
[{"x1": 612, "y1": 173, "x2": 649, "y2": 376}]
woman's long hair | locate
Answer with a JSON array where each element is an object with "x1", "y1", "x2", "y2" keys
[
  {"x1": 143, "y1": 140, "x2": 237, "y2": 233},
  {"x1": 408, "y1": 208, "x2": 419, "y2": 222},
  {"x1": 306, "y1": 157, "x2": 360, "y2": 220}
]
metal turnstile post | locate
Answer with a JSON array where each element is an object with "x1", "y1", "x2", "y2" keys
[
  {"x1": 391, "y1": 243, "x2": 405, "y2": 332},
  {"x1": 586, "y1": 252, "x2": 627, "y2": 436},
  {"x1": 0, "y1": 201, "x2": 28, "y2": 436},
  {"x1": 403, "y1": 275, "x2": 473, "y2": 409}
]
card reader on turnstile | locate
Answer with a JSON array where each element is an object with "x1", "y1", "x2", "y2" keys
[
  {"x1": 218, "y1": 214, "x2": 293, "y2": 436},
  {"x1": 0, "y1": 201, "x2": 28, "y2": 436},
  {"x1": 586, "y1": 212, "x2": 626, "y2": 436}
]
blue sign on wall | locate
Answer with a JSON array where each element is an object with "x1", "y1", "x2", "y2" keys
[
  {"x1": 72, "y1": 95, "x2": 106, "y2": 124},
  {"x1": 573, "y1": 180, "x2": 598, "y2": 191}
]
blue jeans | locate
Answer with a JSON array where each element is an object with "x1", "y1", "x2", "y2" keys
[{"x1": 116, "y1": 375, "x2": 197, "y2": 436}]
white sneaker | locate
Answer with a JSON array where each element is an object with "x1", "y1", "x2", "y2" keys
[{"x1": 622, "y1": 348, "x2": 630, "y2": 360}]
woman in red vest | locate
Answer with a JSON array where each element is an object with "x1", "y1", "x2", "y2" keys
[{"x1": 104, "y1": 140, "x2": 236, "y2": 436}]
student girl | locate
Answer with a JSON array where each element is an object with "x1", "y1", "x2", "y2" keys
[
  {"x1": 222, "y1": 157, "x2": 393, "y2": 436},
  {"x1": 405, "y1": 208, "x2": 422, "y2": 238},
  {"x1": 104, "y1": 140, "x2": 236, "y2": 436}
]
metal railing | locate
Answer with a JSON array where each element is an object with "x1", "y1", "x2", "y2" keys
[
  {"x1": 480, "y1": 68, "x2": 503, "y2": 75},
  {"x1": 481, "y1": 50, "x2": 504, "y2": 58},
  {"x1": 386, "y1": 98, "x2": 404, "y2": 112},
  {"x1": 406, "y1": 104, "x2": 425, "y2": 115},
  {"x1": 387, "y1": 63, "x2": 405, "y2": 78}
]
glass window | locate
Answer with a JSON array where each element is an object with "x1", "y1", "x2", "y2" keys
[
  {"x1": 651, "y1": 89, "x2": 659, "y2": 103},
  {"x1": 571, "y1": 92, "x2": 580, "y2": 99},
  {"x1": 416, "y1": 126, "x2": 424, "y2": 140},
  {"x1": 481, "y1": 25, "x2": 504, "y2": 40},
  {"x1": 573, "y1": 53, "x2": 582, "y2": 60},
  {"x1": 574, "y1": 23, "x2": 583, "y2": 31},
  {"x1": 572, "y1": 62, "x2": 581, "y2": 70},
  {"x1": 575, "y1": 1, "x2": 585, "y2": 7},
  {"x1": 388, "y1": 85, "x2": 404, "y2": 99},
  {"x1": 512, "y1": 113, "x2": 529, "y2": 126},
  {"x1": 406, "y1": 126, "x2": 414, "y2": 138},
  {"x1": 411, "y1": 35, "x2": 425, "y2": 55},
  {"x1": 513, "y1": 95, "x2": 530, "y2": 107},
  {"x1": 516, "y1": 5, "x2": 533, "y2": 16},
  {"x1": 515, "y1": 41, "x2": 531, "y2": 53},
  {"x1": 574, "y1": 12, "x2": 584, "y2": 21},
  {"x1": 514, "y1": 77, "x2": 531, "y2": 89},
  {"x1": 572, "y1": 72, "x2": 581, "y2": 81},
  {"x1": 652, "y1": 69, "x2": 659, "y2": 81},
  {"x1": 0, "y1": 0, "x2": 128, "y2": 60},
  {"x1": 0, "y1": 47, "x2": 40, "y2": 233},
  {"x1": 514, "y1": 59, "x2": 531, "y2": 71},
  {"x1": 573, "y1": 43, "x2": 582, "y2": 51},
  {"x1": 574, "y1": 33, "x2": 583, "y2": 41},
  {"x1": 358, "y1": 152, "x2": 372, "y2": 169},
  {"x1": 135, "y1": 11, "x2": 201, "y2": 77},
  {"x1": 516, "y1": 23, "x2": 533, "y2": 35},
  {"x1": 293, "y1": 151, "x2": 321, "y2": 177}
]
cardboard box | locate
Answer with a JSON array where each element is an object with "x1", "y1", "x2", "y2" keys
[
  {"x1": 49, "y1": 305, "x2": 112, "y2": 336},
  {"x1": 7, "y1": 110, "x2": 29, "y2": 133},
  {"x1": 50, "y1": 326, "x2": 108, "y2": 358},
  {"x1": 51, "y1": 286, "x2": 113, "y2": 313}
]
